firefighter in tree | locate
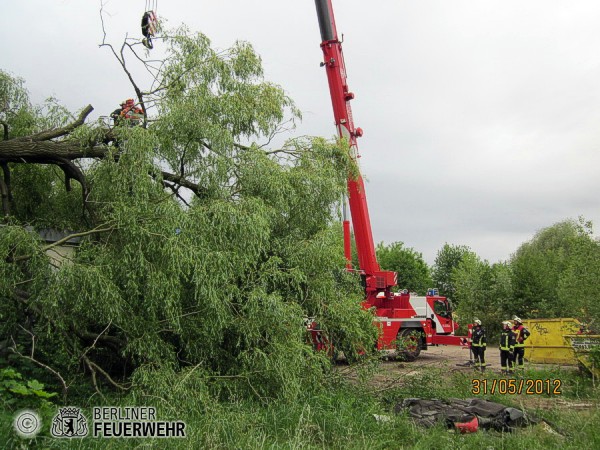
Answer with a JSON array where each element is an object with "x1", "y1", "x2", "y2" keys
[
  {"x1": 110, "y1": 99, "x2": 144, "y2": 127},
  {"x1": 499, "y1": 321, "x2": 516, "y2": 375},
  {"x1": 471, "y1": 319, "x2": 486, "y2": 372},
  {"x1": 511, "y1": 316, "x2": 530, "y2": 372}
]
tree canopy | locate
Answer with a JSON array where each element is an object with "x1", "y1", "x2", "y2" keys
[
  {"x1": 449, "y1": 218, "x2": 600, "y2": 336},
  {"x1": 376, "y1": 241, "x2": 432, "y2": 295},
  {"x1": 432, "y1": 243, "x2": 474, "y2": 300},
  {"x1": 0, "y1": 27, "x2": 377, "y2": 403},
  {"x1": 511, "y1": 218, "x2": 600, "y2": 323}
]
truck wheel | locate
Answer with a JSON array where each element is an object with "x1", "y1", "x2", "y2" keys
[{"x1": 398, "y1": 329, "x2": 422, "y2": 362}]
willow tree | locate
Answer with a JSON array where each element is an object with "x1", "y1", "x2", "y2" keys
[{"x1": 0, "y1": 25, "x2": 377, "y2": 403}]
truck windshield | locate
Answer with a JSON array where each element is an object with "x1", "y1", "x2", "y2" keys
[{"x1": 434, "y1": 300, "x2": 449, "y2": 317}]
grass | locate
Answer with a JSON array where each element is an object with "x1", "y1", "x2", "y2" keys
[{"x1": 1, "y1": 363, "x2": 598, "y2": 449}]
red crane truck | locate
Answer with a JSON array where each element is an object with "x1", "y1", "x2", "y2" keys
[{"x1": 310, "y1": 0, "x2": 467, "y2": 360}]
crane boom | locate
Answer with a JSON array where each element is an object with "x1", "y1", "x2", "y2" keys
[
  {"x1": 314, "y1": 0, "x2": 396, "y2": 298},
  {"x1": 309, "y1": 2, "x2": 468, "y2": 358}
]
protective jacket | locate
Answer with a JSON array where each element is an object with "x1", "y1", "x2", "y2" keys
[
  {"x1": 512, "y1": 324, "x2": 530, "y2": 348},
  {"x1": 471, "y1": 327, "x2": 486, "y2": 347},
  {"x1": 499, "y1": 329, "x2": 516, "y2": 351}
]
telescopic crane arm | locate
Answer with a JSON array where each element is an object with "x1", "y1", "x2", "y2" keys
[{"x1": 314, "y1": 0, "x2": 397, "y2": 299}]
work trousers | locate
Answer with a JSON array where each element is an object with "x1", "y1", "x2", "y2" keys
[
  {"x1": 500, "y1": 350, "x2": 513, "y2": 373},
  {"x1": 472, "y1": 346, "x2": 485, "y2": 369},
  {"x1": 513, "y1": 347, "x2": 525, "y2": 370}
]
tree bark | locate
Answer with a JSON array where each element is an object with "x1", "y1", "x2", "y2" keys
[
  {"x1": 0, "y1": 139, "x2": 108, "y2": 160},
  {"x1": 0, "y1": 103, "x2": 208, "y2": 210}
]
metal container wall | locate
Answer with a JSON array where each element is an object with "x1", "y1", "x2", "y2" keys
[
  {"x1": 522, "y1": 318, "x2": 581, "y2": 364},
  {"x1": 563, "y1": 335, "x2": 600, "y2": 377}
]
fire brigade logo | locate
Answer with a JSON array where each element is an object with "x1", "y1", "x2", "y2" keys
[{"x1": 51, "y1": 407, "x2": 88, "y2": 438}]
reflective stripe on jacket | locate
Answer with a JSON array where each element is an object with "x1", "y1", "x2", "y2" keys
[
  {"x1": 471, "y1": 327, "x2": 487, "y2": 347},
  {"x1": 500, "y1": 329, "x2": 516, "y2": 351}
]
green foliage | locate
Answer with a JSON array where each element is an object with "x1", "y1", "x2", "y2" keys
[
  {"x1": 8, "y1": 164, "x2": 86, "y2": 229},
  {"x1": 0, "y1": 368, "x2": 57, "y2": 404},
  {"x1": 451, "y1": 218, "x2": 600, "y2": 335},
  {"x1": 1, "y1": 27, "x2": 377, "y2": 407},
  {"x1": 432, "y1": 243, "x2": 474, "y2": 300},
  {"x1": 376, "y1": 241, "x2": 432, "y2": 294},
  {"x1": 452, "y1": 255, "x2": 514, "y2": 336},
  {"x1": 1, "y1": 71, "x2": 88, "y2": 229},
  {"x1": 512, "y1": 218, "x2": 600, "y2": 323},
  {"x1": 511, "y1": 219, "x2": 580, "y2": 317},
  {"x1": 0, "y1": 70, "x2": 29, "y2": 115},
  {"x1": 0, "y1": 69, "x2": 36, "y2": 138},
  {"x1": 556, "y1": 219, "x2": 600, "y2": 324},
  {"x1": 1, "y1": 70, "x2": 74, "y2": 141},
  {"x1": 0, "y1": 367, "x2": 59, "y2": 446},
  {"x1": 155, "y1": 29, "x2": 300, "y2": 178},
  {"x1": 589, "y1": 345, "x2": 600, "y2": 372}
]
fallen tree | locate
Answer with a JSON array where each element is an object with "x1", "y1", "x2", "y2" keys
[{"x1": 0, "y1": 23, "x2": 378, "y2": 403}]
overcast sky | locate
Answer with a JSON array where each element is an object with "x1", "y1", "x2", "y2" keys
[{"x1": 2, "y1": 1, "x2": 600, "y2": 265}]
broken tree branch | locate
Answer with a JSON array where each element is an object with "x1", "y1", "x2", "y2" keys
[
  {"x1": 10, "y1": 332, "x2": 69, "y2": 399},
  {"x1": 20, "y1": 105, "x2": 94, "y2": 143}
]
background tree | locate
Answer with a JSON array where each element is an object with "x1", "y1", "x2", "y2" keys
[
  {"x1": 453, "y1": 255, "x2": 513, "y2": 337},
  {"x1": 556, "y1": 219, "x2": 600, "y2": 328},
  {"x1": 432, "y1": 243, "x2": 474, "y2": 300},
  {"x1": 452, "y1": 253, "x2": 490, "y2": 325},
  {"x1": 376, "y1": 241, "x2": 432, "y2": 294},
  {"x1": 489, "y1": 261, "x2": 514, "y2": 325},
  {"x1": 510, "y1": 219, "x2": 581, "y2": 318},
  {"x1": 453, "y1": 218, "x2": 599, "y2": 336}
]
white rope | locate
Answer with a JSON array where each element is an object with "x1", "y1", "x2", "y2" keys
[{"x1": 144, "y1": 1, "x2": 157, "y2": 15}]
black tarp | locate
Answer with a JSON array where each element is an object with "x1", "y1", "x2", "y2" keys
[{"x1": 395, "y1": 398, "x2": 538, "y2": 432}]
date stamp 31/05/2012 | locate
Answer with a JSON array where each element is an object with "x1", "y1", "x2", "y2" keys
[{"x1": 471, "y1": 379, "x2": 562, "y2": 395}]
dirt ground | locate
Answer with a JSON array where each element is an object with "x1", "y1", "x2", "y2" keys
[
  {"x1": 363, "y1": 345, "x2": 483, "y2": 389},
  {"x1": 383, "y1": 344, "x2": 579, "y2": 373},
  {"x1": 350, "y1": 345, "x2": 594, "y2": 411},
  {"x1": 340, "y1": 345, "x2": 573, "y2": 387},
  {"x1": 407, "y1": 344, "x2": 480, "y2": 367}
]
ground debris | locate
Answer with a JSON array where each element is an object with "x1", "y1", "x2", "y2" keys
[{"x1": 395, "y1": 398, "x2": 539, "y2": 433}]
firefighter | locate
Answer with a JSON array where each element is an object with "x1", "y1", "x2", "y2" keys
[
  {"x1": 471, "y1": 319, "x2": 486, "y2": 372},
  {"x1": 122, "y1": 99, "x2": 144, "y2": 121},
  {"x1": 110, "y1": 101, "x2": 127, "y2": 126},
  {"x1": 111, "y1": 99, "x2": 144, "y2": 127},
  {"x1": 499, "y1": 321, "x2": 516, "y2": 375},
  {"x1": 511, "y1": 316, "x2": 530, "y2": 372}
]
